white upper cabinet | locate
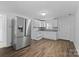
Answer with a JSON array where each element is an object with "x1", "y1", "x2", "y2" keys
[
  {"x1": 45, "y1": 19, "x2": 57, "y2": 30},
  {"x1": 32, "y1": 19, "x2": 41, "y2": 28}
]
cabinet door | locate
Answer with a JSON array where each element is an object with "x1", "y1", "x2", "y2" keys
[
  {"x1": 43, "y1": 31, "x2": 56, "y2": 40},
  {"x1": 31, "y1": 31, "x2": 42, "y2": 40},
  {"x1": 46, "y1": 20, "x2": 57, "y2": 29},
  {"x1": 32, "y1": 20, "x2": 41, "y2": 28},
  {"x1": 52, "y1": 20, "x2": 57, "y2": 27}
]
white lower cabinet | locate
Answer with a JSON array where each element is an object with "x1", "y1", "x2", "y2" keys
[
  {"x1": 31, "y1": 31, "x2": 42, "y2": 40},
  {"x1": 43, "y1": 31, "x2": 57, "y2": 40},
  {"x1": 31, "y1": 30, "x2": 57, "y2": 40}
]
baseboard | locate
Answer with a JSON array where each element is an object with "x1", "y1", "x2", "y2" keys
[
  {"x1": 0, "y1": 42, "x2": 11, "y2": 48},
  {"x1": 0, "y1": 42, "x2": 7, "y2": 48}
]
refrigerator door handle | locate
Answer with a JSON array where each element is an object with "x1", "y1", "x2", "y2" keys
[{"x1": 24, "y1": 19, "x2": 26, "y2": 36}]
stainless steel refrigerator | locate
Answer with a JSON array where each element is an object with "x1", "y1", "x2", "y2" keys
[{"x1": 12, "y1": 16, "x2": 31, "y2": 50}]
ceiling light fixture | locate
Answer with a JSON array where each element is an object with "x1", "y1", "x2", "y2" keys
[{"x1": 40, "y1": 11, "x2": 48, "y2": 16}]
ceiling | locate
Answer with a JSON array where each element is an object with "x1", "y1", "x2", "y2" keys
[{"x1": 0, "y1": 1, "x2": 78, "y2": 19}]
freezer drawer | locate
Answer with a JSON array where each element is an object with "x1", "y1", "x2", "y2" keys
[
  {"x1": 13, "y1": 37, "x2": 24, "y2": 50},
  {"x1": 23, "y1": 36, "x2": 31, "y2": 47},
  {"x1": 13, "y1": 37, "x2": 31, "y2": 50}
]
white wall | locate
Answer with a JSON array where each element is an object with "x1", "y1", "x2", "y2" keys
[
  {"x1": 57, "y1": 15, "x2": 75, "y2": 42},
  {"x1": 0, "y1": 15, "x2": 8, "y2": 48},
  {"x1": 0, "y1": 14, "x2": 13, "y2": 48},
  {"x1": 74, "y1": 5, "x2": 79, "y2": 55},
  {"x1": 0, "y1": 16, "x2": 4, "y2": 42}
]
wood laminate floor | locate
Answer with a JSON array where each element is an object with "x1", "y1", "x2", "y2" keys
[{"x1": 0, "y1": 38, "x2": 78, "y2": 57}]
